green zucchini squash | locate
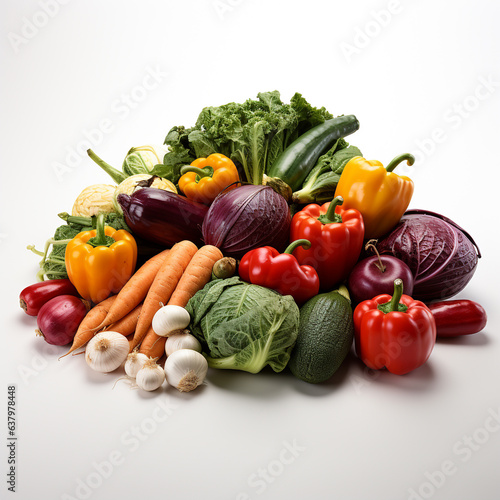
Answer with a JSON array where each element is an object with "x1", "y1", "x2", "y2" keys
[
  {"x1": 267, "y1": 115, "x2": 359, "y2": 192},
  {"x1": 288, "y1": 286, "x2": 353, "y2": 384}
]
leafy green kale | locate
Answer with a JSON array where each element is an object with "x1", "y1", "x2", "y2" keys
[
  {"x1": 292, "y1": 144, "x2": 363, "y2": 204},
  {"x1": 28, "y1": 213, "x2": 130, "y2": 281},
  {"x1": 162, "y1": 91, "x2": 333, "y2": 185},
  {"x1": 186, "y1": 277, "x2": 300, "y2": 374}
]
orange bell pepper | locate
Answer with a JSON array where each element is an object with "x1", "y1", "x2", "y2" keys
[
  {"x1": 65, "y1": 214, "x2": 137, "y2": 303},
  {"x1": 178, "y1": 153, "x2": 239, "y2": 204},
  {"x1": 334, "y1": 153, "x2": 415, "y2": 239}
]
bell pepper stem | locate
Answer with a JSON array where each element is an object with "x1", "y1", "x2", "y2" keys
[
  {"x1": 385, "y1": 153, "x2": 415, "y2": 173},
  {"x1": 87, "y1": 214, "x2": 115, "y2": 247},
  {"x1": 365, "y1": 239, "x2": 386, "y2": 272},
  {"x1": 180, "y1": 165, "x2": 213, "y2": 179},
  {"x1": 377, "y1": 279, "x2": 408, "y2": 313},
  {"x1": 87, "y1": 149, "x2": 128, "y2": 184},
  {"x1": 317, "y1": 196, "x2": 344, "y2": 224},
  {"x1": 284, "y1": 239, "x2": 311, "y2": 254},
  {"x1": 389, "y1": 279, "x2": 404, "y2": 311}
]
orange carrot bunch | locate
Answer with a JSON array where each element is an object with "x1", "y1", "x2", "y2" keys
[{"x1": 62, "y1": 242, "x2": 223, "y2": 360}]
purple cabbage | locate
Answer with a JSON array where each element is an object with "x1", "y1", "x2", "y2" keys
[
  {"x1": 377, "y1": 209, "x2": 481, "y2": 302},
  {"x1": 202, "y1": 185, "x2": 291, "y2": 259}
]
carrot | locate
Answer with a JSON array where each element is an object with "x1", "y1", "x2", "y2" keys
[
  {"x1": 60, "y1": 295, "x2": 117, "y2": 358},
  {"x1": 138, "y1": 326, "x2": 167, "y2": 359},
  {"x1": 168, "y1": 245, "x2": 223, "y2": 307},
  {"x1": 95, "y1": 249, "x2": 170, "y2": 331},
  {"x1": 106, "y1": 304, "x2": 142, "y2": 337},
  {"x1": 130, "y1": 240, "x2": 198, "y2": 350}
]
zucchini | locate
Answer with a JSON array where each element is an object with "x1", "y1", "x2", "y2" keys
[
  {"x1": 288, "y1": 286, "x2": 353, "y2": 384},
  {"x1": 267, "y1": 115, "x2": 359, "y2": 192}
]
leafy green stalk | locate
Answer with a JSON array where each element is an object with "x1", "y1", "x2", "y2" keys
[{"x1": 292, "y1": 145, "x2": 362, "y2": 204}]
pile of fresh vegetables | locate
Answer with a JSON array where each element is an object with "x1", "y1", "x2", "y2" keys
[{"x1": 20, "y1": 91, "x2": 487, "y2": 392}]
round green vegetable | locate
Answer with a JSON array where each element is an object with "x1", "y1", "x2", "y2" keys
[
  {"x1": 288, "y1": 286, "x2": 353, "y2": 384},
  {"x1": 267, "y1": 115, "x2": 359, "y2": 192}
]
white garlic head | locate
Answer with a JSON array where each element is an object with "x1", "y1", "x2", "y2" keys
[
  {"x1": 165, "y1": 332, "x2": 202, "y2": 356},
  {"x1": 136, "y1": 358, "x2": 166, "y2": 392},
  {"x1": 164, "y1": 349, "x2": 208, "y2": 393},
  {"x1": 124, "y1": 351, "x2": 149, "y2": 378},
  {"x1": 85, "y1": 331, "x2": 129, "y2": 373},
  {"x1": 152, "y1": 305, "x2": 191, "y2": 337}
]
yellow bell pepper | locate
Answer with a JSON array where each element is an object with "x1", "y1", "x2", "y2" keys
[
  {"x1": 65, "y1": 214, "x2": 137, "y2": 303},
  {"x1": 178, "y1": 153, "x2": 239, "y2": 204},
  {"x1": 334, "y1": 153, "x2": 415, "y2": 239}
]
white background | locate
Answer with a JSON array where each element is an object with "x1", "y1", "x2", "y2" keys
[{"x1": 1, "y1": 1, "x2": 499, "y2": 499}]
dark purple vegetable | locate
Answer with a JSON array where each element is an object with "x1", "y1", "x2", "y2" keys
[
  {"x1": 202, "y1": 185, "x2": 291, "y2": 259},
  {"x1": 36, "y1": 295, "x2": 90, "y2": 346},
  {"x1": 118, "y1": 188, "x2": 208, "y2": 248},
  {"x1": 348, "y1": 241, "x2": 414, "y2": 304},
  {"x1": 377, "y1": 209, "x2": 481, "y2": 302}
]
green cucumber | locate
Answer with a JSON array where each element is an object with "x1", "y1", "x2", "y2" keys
[
  {"x1": 267, "y1": 115, "x2": 359, "y2": 192},
  {"x1": 288, "y1": 286, "x2": 353, "y2": 384}
]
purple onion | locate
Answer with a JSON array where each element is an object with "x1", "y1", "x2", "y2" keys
[
  {"x1": 36, "y1": 295, "x2": 90, "y2": 346},
  {"x1": 377, "y1": 209, "x2": 481, "y2": 302},
  {"x1": 202, "y1": 185, "x2": 291, "y2": 259}
]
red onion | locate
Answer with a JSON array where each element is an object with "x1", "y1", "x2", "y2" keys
[
  {"x1": 377, "y1": 209, "x2": 481, "y2": 302},
  {"x1": 36, "y1": 295, "x2": 90, "y2": 346},
  {"x1": 20, "y1": 279, "x2": 79, "y2": 316},
  {"x1": 202, "y1": 185, "x2": 291, "y2": 259}
]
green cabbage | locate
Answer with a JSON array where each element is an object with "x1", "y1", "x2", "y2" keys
[{"x1": 186, "y1": 277, "x2": 300, "y2": 374}]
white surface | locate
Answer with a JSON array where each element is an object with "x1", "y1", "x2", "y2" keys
[{"x1": 1, "y1": 1, "x2": 499, "y2": 499}]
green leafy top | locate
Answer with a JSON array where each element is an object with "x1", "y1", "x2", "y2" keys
[
  {"x1": 158, "y1": 91, "x2": 334, "y2": 185},
  {"x1": 186, "y1": 277, "x2": 300, "y2": 374}
]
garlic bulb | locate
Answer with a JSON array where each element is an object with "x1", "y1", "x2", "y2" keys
[
  {"x1": 124, "y1": 351, "x2": 149, "y2": 378},
  {"x1": 164, "y1": 349, "x2": 208, "y2": 392},
  {"x1": 152, "y1": 305, "x2": 191, "y2": 337},
  {"x1": 85, "y1": 331, "x2": 129, "y2": 373},
  {"x1": 136, "y1": 358, "x2": 166, "y2": 391},
  {"x1": 165, "y1": 331, "x2": 202, "y2": 356}
]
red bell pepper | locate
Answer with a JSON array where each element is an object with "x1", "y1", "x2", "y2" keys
[
  {"x1": 290, "y1": 196, "x2": 364, "y2": 291},
  {"x1": 353, "y1": 279, "x2": 436, "y2": 375},
  {"x1": 239, "y1": 239, "x2": 320, "y2": 305}
]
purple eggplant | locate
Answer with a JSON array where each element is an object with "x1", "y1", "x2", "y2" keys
[{"x1": 118, "y1": 188, "x2": 208, "y2": 248}]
